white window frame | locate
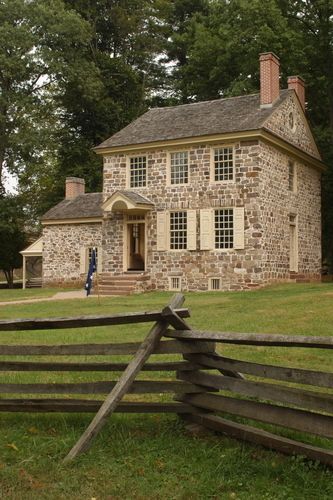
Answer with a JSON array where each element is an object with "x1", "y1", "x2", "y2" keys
[
  {"x1": 288, "y1": 160, "x2": 297, "y2": 193},
  {"x1": 127, "y1": 155, "x2": 147, "y2": 188},
  {"x1": 80, "y1": 246, "x2": 102, "y2": 274},
  {"x1": 210, "y1": 145, "x2": 235, "y2": 183},
  {"x1": 208, "y1": 277, "x2": 221, "y2": 291},
  {"x1": 214, "y1": 208, "x2": 234, "y2": 250},
  {"x1": 168, "y1": 276, "x2": 182, "y2": 291},
  {"x1": 167, "y1": 150, "x2": 190, "y2": 186},
  {"x1": 169, "y1": 211, "x2": 188, "y2": 250}
]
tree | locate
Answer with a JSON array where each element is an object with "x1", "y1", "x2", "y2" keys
[
  {"x1": 0, "y1": 0, "x2": 93, "y2": 193},
  {"x1": 52, "y1": 0, "x2": 171, "y2": 200},
  {"x1": 277, "y1": 0, "x2": 333, "y2": 269},
  {"x1": 0, "y1": 195, "x2": 28, "y2": 288}
]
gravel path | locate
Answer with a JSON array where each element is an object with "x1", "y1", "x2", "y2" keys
[{"x1": 0, "y1": 290, "x2": 88, "y2": 306}]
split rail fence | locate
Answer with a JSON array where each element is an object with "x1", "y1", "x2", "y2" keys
[{"x1": 0, "y1": 293, "x2": 332, "y2": 466}]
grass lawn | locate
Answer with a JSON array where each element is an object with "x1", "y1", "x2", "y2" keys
[{"x1": 0, "y1": 283, "x2": 332, "y2": 499}]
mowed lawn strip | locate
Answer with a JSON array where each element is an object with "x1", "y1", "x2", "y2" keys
[{"x1": 0, "y1": 283, "x2": 333, "y2": 499}]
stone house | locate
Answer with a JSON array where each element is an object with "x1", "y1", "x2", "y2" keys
[{"x1": 36, "y1": 52, "x2": 324, "y2": 293}]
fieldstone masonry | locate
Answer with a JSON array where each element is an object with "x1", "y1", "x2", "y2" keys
[
  {"x1": 42, "y1": 91, "x2": 322, "y2": 291},
  {"x1": 43, "y1": 223, "x2": 102, "y2": 287},
  {"x1": 99, "y1": 92, "x2": 321, "y2": 292}
]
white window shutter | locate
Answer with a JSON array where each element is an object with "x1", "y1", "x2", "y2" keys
[
  {"x1": 156, "y1": 212, "x2": 167, "y2": 251},
  {"x1": 187, "y1": 210, "x2": 197, "y2": 250},
  {"x1": 97, "y1": 247, "x2": 102, "y2": 273},
  {"x1": 80, "y1": 247, "x2": 87, "y2": 274},
  {"x1": 234, "y1": 207, "x2": 245, "y2": 249},
  {"x1": 200, "y1": 209, "x2": 213, "y2": 250}
]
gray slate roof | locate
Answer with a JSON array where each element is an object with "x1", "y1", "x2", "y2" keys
[
  {"x1": 42, "y1": 193, "x2": 103, "y2": 221},
  {"x1": 117, "y1": 190, "x2": 154, "y2": 205},
  {"x1": 96, "y1": 90, "x2": 291, "y2": 150}
]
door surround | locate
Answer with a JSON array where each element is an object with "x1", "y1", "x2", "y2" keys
[{"x1": 123, "y1": 214, "x2": 147, "y2": 272}]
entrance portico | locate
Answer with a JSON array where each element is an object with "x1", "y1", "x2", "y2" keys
[{"x1": 102, "y1": 191, "x2": 153, "y2": 273}]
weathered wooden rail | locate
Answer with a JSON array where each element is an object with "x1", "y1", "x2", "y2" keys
[{"x1": 0, "y1": 293, "x2": 332, "y2": 467}]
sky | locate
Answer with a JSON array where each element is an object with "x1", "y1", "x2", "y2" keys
[{"x1": 3, "y1": 169, "x2": 18, "y2": 194}]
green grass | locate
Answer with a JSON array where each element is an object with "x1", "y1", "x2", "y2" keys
[{"x1": 0, "y1": 283, "x2": 333, "y2": 499}]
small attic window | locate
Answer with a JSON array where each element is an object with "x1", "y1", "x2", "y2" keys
[{"x1": 288, "y1": 111, "x2": 295, "y2": 131}]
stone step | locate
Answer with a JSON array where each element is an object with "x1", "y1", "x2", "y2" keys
[
  {"x1": 97, "y1": 286, "x2": 134, "y2": 292},
  {"x1": 94, "y1": 290, "x2": 134, "y2": 296},
  {"x1": 99, "y1": 274, "x2": 148, "y2": 281}
]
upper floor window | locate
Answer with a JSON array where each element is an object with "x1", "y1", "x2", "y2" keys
[
  {"x1": 213, "y1": 147, "x2": 234, "y2": 182},
  {"x1": 170, "y1": 211, "x2": 187, "y2": 249},
  {"x1": 170, "y1": 151, "x2": 189, "y2": 185},
  {"x1": 288, "y1": 161, "x2": 297, "y2": 192},
  {"x1": 214, "y1": 209, "x2": 234, "y2": 249},
  {"x1": 129, "y1": 156, "x2": 146, "y2": 187}
]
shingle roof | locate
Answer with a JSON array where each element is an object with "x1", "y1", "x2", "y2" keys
[
  {"x1": 118, "y1": 190, "x2": 154, "y2": 205},
  {"x1": 95, "y1": 90, "x2": 292, "y2": 150},
  {"x1": 41, "y1": 193, "x2": 103, "y2": 221}
]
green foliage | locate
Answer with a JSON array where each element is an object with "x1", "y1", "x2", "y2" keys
[
  {"x1": 0, "y1": 195, "x2": 28, "y2": 287},
  {"x1": 1, "y1": 0, "x2": 333, "y2": 268}
]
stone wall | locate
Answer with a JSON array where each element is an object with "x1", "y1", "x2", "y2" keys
[
  {"x1": 102, "y1": 134, "x2": 322, "y2": 291},
  {"x1": 264, "y1": 93, "x2": 321, "y2": 159},
  {"x1": 259, "y1": 141, "x2": 321, "y2": 281},
  {"x1": 103, "y1": 141, "x2": 265, "y2": 291},
  {"x1": 43, "y1": 222, "x2": 102, "y2": 287}
]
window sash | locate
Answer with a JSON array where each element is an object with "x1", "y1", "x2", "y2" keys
[
  {"x1": 214, "y1": 209, "x2": 234, "y2": 249},
  {"x1": 214, "y1": 147, "x2": 234, "y2": 181},
  {"x1": 288, "y1": 161, "x2": 296, "y2": 191},
  {"x1": 129, "y1": 156, "x2": 147, "y2": 187},
  {"x1": 170, "y1": 152, "x2": 189, "y2": 185},
  {"x1": 170, "y1": 211, "x2": 187, "y2": 250}
]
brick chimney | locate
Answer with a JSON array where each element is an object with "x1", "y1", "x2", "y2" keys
[
  {"x1": 288, "y1": 76, "x2": 305, "y2": 111},
  {"x1": 65, "y1": 177, "x2": 85, "y2": 199},
  {"x1": 259, "y1": 52, "x2": 280, "y2": 108}
]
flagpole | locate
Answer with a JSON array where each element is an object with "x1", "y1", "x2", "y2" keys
[{"x1": 94, "y1": 247, "x2": 101, "y2": 306}]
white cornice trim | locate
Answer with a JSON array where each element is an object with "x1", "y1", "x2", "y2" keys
[
  {"x1": 95, "y1": 129, "x2": 325, "y2": 173},
  {"x1": 41, "y1": 217, "x2": 103, "y2": 226}
]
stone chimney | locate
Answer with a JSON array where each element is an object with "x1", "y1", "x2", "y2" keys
[
  {"x1": 288, "y1": 76, "x2": 305, "y2": 111},
  {"x1": 65, "y1": 177, "x2": 85, "y2": 199},
  {"x1": 259, "y1": 52, "x2": 280, "y2": 108}
]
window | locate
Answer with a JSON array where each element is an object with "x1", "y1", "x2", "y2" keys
[
  {"x1": 169, "y1": 276, "x2": 182, "y2": 291},
  {"x1": 288, "y1": 161, "x2": 297, "y2": 192},
  {"x1": 129, "y1": 156, "x2": 146, "y2": 187},
  {"x1": 156, "y1": 210, "x2": 196, "y2": 251},
  {"x1": 200, "y1": 208, "x2": 244, "y2": 250},
  {"x1": 80, "y1": 246, "x2": 101, "y2": 274},
  {"x1": 170, "y1": 151, "x2": 189, "y2": 184},
  {"x1": 170, "y1": 211, "x2": 187, "y2": 250},
  {"x1": 208, "y1": 277, "x2": 221, "y2": 290},
  {"x1": 213, "y1": 147, "x2": 234, "y2": 182},
  {"x1": 88, "y1": 247, "x2": 98, "y2": 266},
  {"x1": 214, "y1": 209, "x2": 234, "y2": 249}
]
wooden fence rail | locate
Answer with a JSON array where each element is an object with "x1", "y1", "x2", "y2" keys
[{"x1": 0, "y1": 293, "x2": 332, "y2": 467}]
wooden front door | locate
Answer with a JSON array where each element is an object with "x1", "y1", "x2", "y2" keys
[{"x1": 127, "y1": 222, "x2": 145, "y2": 271}]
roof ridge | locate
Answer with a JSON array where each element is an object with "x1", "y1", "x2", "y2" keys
[
  {"x1": 150, "y1": 88, "x2": 291, "y2": 111},
  {"x1": 150, "y1": 92, "x2": 261, "y2": 111}
]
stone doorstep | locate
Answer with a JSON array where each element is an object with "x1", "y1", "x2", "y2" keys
[{"x1": 92, "y1": 272, "x2": 150, "y2": 296}]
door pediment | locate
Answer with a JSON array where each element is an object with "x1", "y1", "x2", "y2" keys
[{"x1": 102, "y1": 190, "x2": 154, "y2": 213}]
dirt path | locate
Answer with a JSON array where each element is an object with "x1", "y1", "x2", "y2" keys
[{"x1": 0, "y1": 290, "x2": 88, "y2": 306}]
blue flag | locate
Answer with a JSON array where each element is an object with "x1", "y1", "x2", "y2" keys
[{"x1": 85, "y1": 249, "x2": 96, "y2": 296}]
